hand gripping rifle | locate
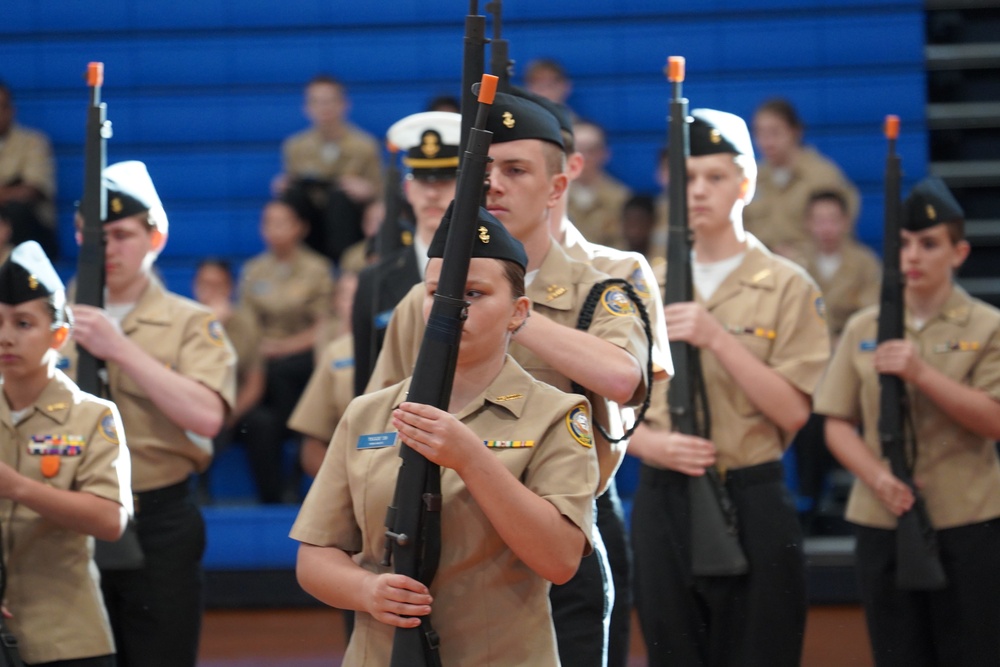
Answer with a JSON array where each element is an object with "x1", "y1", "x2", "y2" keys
[
  {"x1": 877, "y1": 115, "x2": 947, "y2": 591},
  {"x1": 663, "y1": 57, "x2": 748, "y2": 577},
  {"x1": 381, "y1": 74, "x2": 498, "y2": 667},
  {"x1": 76, "y1": 62, "x2": 111, "y2": 397}
]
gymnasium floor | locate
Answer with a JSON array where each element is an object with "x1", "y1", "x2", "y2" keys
[{"x1": 198, "y1": 605, "x2": 874, "y2": 666}]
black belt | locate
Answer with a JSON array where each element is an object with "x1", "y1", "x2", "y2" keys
[
  {"x1": 134, "y1": 478, "x2": 191, "y2": 515},
  {"x1": 640, "y1": 459, "x2": 785, "y2": 488}
]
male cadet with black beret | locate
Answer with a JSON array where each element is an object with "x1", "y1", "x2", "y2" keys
[
  {"x1": 366, "y1": 92, "x2": 649, "y2": 667},
  {"x1": 66, "y1": 161, "x2": 237, "y2": 667},
  {"x1": 0, "y1": 241, "x2": 130, "y2": 667},
  {"x1": 514, "y1": 84, "x2": 670, "y2": 667},
  {"x1": 815, "y1": 177, "x2": 1000, "y2": 666},
  {"x1": 350, "y1": 110, "x2": 460, "y2": 397},
  {"x1": 626, "y1": 109, "x2": 830, "y2": 666}
]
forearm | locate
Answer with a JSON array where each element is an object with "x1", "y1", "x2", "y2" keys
[
  {"x1": 112, "y1": 336, "x2": 226, "y2": 436},
  {"x1": 516, "y1": 313, "x2": 641, "y2": 404},
  {"x1": 10, "y1": 479, "x2": 124, "y2": 541},
  {"x1": 708, "y1": 332, "x2": 810, "y2": 432},
  {"x1": 458, "y1": 450, "x2": 585, "y2": 584},
  {"x1": 296, "y1": 543, "x2": 375, "y2": 612},
  {"x1": 824, "y1": 417, "x2": 888, "y2": 490},
  {"x1": 911, "y1": 364, "x2": 1000, "y2": 440}
]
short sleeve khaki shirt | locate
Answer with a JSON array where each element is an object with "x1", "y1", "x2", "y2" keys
[
  {"x1": 287, "y1": 333, "x2": 354, "y2": 442},
  {"x1": 1, "y1": 371, "x2": 129, "y2": 664},
  {"x1": 237, "y1": 247, "x2": 334, "y2": 341},
  {"x1": 814, "y1": 287, "x2": 1000, "y2": 529},
  {"x1": 291, "y1": 357, "x2": 597, "y2": 666}
]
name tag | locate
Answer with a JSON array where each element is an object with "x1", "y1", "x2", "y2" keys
[
  {"x1": 859, "y1": 339, "x2": 877, "y2": 352},
  {"x1": 374, "y1": 310, "x2": 394, "y2": 331},
  {"x1": 357, "y1": 432, "x2": 397, "y2": 450},
  {"x1": 331, "y1": 357, "x2": 354, "y2": 370}
]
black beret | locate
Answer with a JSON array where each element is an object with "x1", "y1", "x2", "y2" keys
[
  {"x1": 428, "y1": 201, "x2": 528, "y2": 271},
  {"x1": 902, "y1": 176, "x2": 964, "y2": 232},
  {"x1": 485, "y1": 92, "x2": 564, "y2": 149},
  {"x1": 0, "y1": 241, "x2": 66, "y2": 317},
  {"x1": 388, "y1": 111, "x2": 461, "y2": 181},
  {"x1": 689, "y1": 108, "x2": 754, "y2": 159},
  {"x1": 510, "y1": 86, "x2": 574, "y2": 137}
]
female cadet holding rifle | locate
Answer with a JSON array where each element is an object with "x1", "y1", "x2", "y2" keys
[
  {"x1": 291, "y1": 210, "x2": 599, "y2": 666},
  {"x1": 814, "y1": 177, "x2": 1000, "y2": 666}
]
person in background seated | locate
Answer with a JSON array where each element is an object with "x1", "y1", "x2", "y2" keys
[
  {"x1": 745, "y1": 98, "x2": 859, "y2": 258},
  {"x1": 237, "y1": 198, "x2": 334, "y2": 503},
  {"x1": 192, "y1": 258, "x2": 265, "y2": 502},
  {"x1": 0, "y1": 241, "x2": 130, "y2": 667},
  {"x1": 567, "y1": 119, "x2": 632, "y2": 251},
  {"x1": 275, "y1": 75, "x2": 383, "y2": 267},
  {"x1": 0, "y1": 82, "x2": 58, "y2": 259},
  {"x1": 622, "y1": 193, "x2": 658, "y2": 260}
]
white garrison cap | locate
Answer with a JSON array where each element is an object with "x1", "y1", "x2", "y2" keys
[{"x1": 103, "y1": 160, "x2": 169, "y2": 236}]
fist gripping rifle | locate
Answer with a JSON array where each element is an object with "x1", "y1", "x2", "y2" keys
[
  {"x1": 877, "y1": 116, "x2": 946, "y2": 591},
  {"x1": 381, "y1": 74, "x2": 498, "y2": 667},
  {"x1": 662, "y1": 57, "x2": 748, "y2": 577}
]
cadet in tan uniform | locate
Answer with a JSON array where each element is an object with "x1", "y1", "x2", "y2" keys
[
  {"x1": 237, "y1": 198, "x2": 334, "y2": 503},
  {"x1": 368, "y1": 92, "x2": 648, "y2": 667},
  {"x1": 293, "y1": 208, "x2": 598, "y2": 666},
  {"x1": 0, "y1": 242, "x2": 130, "y2": 667},
  {"x1": 67, "y1": 161, "x2": 236, "y2": 667},
  {"x1": 815, "y1": 177, "x2": 1000, "y2": 667},
  {"x1": 745, "y1": 98, "x2": 860, "y2": 257},
  {"x1": 627, "y1": 110, "x2": 830, "y2": 667}
]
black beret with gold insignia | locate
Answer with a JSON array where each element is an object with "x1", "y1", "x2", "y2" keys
[
  {"x1": 0, "y1": 241, "x2": 69, "y2": 326},
  {"x1": 689, "y1": 108, "x2": 755, "y2": 159},
  {"x1": 485, "y1": 92, "x2": 564, "y2": 149},
  {"x1": 902, "y1": 176, "x2": 964, "y2": 232},
  {"x1": 428, "y1": 201, "x2": 528, "y2": 270},
  {"x1": 79, "y1": 160, "x2": 169, "y2": 235},
  {"x1": 387, "y1": 111, "x2": 461, "y2": 182}
]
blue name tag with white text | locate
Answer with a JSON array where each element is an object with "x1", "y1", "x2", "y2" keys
[{"x1": 357, "y1": 432, "x2": 397, "y2": 450}]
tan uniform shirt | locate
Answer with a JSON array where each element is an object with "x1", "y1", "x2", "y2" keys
[
  {"x1": 64, "y1": 278, "x2": 237, "y2": 491},
  {"x1": 813, "y1": 287, "x2": 1000, "y2": 530},
  {"x1": 237, "y1": 247, "x2": 334, "y2": 341},
  {"x1": 291, "y1": 356, "x2": 598, "y2": 667},
  {"x1": 646, "y1": 236, "x2": 830, "y2": 470},
  {"x1": 367, "y1": 242, "x2": 650, "y2": 490},
  {"x1": 282, "y1": 124, "x2": 383, "y2": 197},
  {"x1": 567, "y1": 173, "x2": 631, "y2": 250},
  {"x1": 744, "y1": 146, "x2": 860, "y2": 253},
  {"x1": 0, "y1": 124, "x2": 56, "y2": 229},
  {"x1": 799, "y1": 239, "x2": 881, "y2": 339},
  {"x1": 288, "y1": 333, "x2": 354, "y2": 443},
  {"x1": 1, "y1": 371, "x2": 129, "y2": 663}
]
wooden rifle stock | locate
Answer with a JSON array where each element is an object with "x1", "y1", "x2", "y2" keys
[
  {"x1": 876, "y1": 116, "x2": 947, "y2": 591},
  {"x1": 76, "y1": 62, "x2": 110, "y2": 396},
  {"x1": 383, "y1": 74, "x2": 498, "y2": 667},
  {"x1": 662, "y1": 57, "x2": 748, "y2": 577}
]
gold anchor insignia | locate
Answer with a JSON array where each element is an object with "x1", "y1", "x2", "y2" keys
[
  {"x1": 546, "y1": 284, "x2": 567, "y2": 301},
  {"x1": 421, "y1": 131, "x2": 441, "y2": 158},
  {"x1": 502, "y1": 111, "x2": 515, "y2": 129},
  {"x1": 478, "y1": 226, "x2": 490, "y2": 243},
  {"x1": 710, "y1": 129, "x2": 722, "y2": 144},
  {"x1": 28, "y1": 275, "x2": 38, "y2": 290},
  {"x1": 111, "y1": 197, "x2": 123, "y2": 214},
  {"x1": 926, "y1": 204, "x2": 936, "y2": 220}
]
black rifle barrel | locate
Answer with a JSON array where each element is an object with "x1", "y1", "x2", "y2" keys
[
  {"x1": 662, "y1": 57, "x2": 748, "y2": 577},
  {"x1": 460, "y1": 2, "x2": 487, "y2": 159},
  {"x1": 876, "y1": 115, "x2": 947, "y2": 591},
  {"x1": 385, "y1": 73, "x2": 498, "y2": 667},
  {"x1": 76, "y1": 62, "x2": 109, "y2": 397},
  {"x1": 485, "y1": 0, "x2": 511, "y2": 92}
]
